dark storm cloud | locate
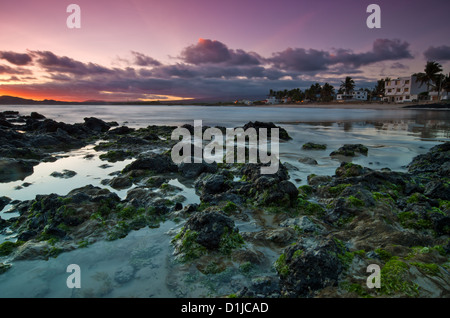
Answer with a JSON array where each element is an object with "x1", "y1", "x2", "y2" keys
[
  {"x1": 228, "y1": 49, "x2": 262, "y2": 66},
  {"x1": 180, "y1": 39, "x2": 262, "y2": 66},
  {"x1": 268, "y1": 48, "x2": 330, "y2": 72},
  {"x1": 141, "y1": 63, "x2": 199, "y2": 78},
  {"x1": 140, "y1": 62, "x2": 288, "y2": 81},
  {"x1": 268, "y1": 39, "x2": 413, "y2": 72},
  {"x1": 424, "y1": 45, "x2": 450, "y2": 61},
  {"x1": 0, "y1": 51, "x2": 33, "y2": 65},
  {"x1": 332, "y1": 39, "x2": 413, "y2": 68},
  {"x1": 45, "y1": 73, "x2": 74, "y2": 81},
  {"x1": 31, "y1": 50, "x2": 114, "y2": 76},
  {"x1": 131, "y1": 51, "x2": 162, "y2": 66},
  {"x1": 181, "y1": 39, "x2": 231, "y2": 64}
]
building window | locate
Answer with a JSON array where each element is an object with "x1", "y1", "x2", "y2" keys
[
  {"x1": 405, "y1": 80, "x2": 410, "y2": 84},
  {"x1": 404, "y1": 88, "x2": 409, "y2": 92},
  {"x1": 397, "y1": 88, "x2": 401, "y2": 92}
]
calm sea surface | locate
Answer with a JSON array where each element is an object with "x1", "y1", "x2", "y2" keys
[{"x1": 2, "y1": 104, "x2": 450, "y2": 128}]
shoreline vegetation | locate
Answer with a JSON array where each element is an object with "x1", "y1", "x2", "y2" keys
[
  {"x1": 0, "y1": 110, "x2": 449, "y2": 298},
  {"x1": 0, "y1": 95, "x2": 449, "y2": 111}
]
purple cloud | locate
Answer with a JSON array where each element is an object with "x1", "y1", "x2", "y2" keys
[
  {"x1": 390, "y1": 62, "x2": 409, "y2": 70},
  {"x1": 0, "y1": 64, "x2": 32, "y2": 75},
  {"x1": 181, "y1": 39, "x2": 231, "y2": 64},
  {"x1": 424, "y1": 45, "x2": 450, "y2": 61},
  {"x1": 332, "y1": 39, "x2": 413, "y2": 67},
  {"x1": 268, "y1": 48, "x2": 330, "y2": 72},
  {"x1": 131, "y1": 51, "x2": 162, "y2": 66},
  {"x1": 268, "y1": 39, "x2": 413, "y2": 72},
  {"x1": 180, "y1": 38, "x2": 261, "y2": 66},
  {"x1": 32, "y1": 50, "x2": 114, "y2": 76},
  {"x1": 0, "y1": 51, "x2": 32, "y2": 66}
]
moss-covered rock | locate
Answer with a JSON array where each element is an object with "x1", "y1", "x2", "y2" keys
[
  {"x1": 335, "y1": 162, "x2": 367, "y2": 178},
  {"x1": 275, "y1": 236, "x2": 346, "y2": 297},
  {"x1": 242, "y1": 121, "x2": 292, "y2": 141},
  {"x1": 330, "y1": 144, "x2": 368, "y2": 157},
  {"x1": 380, "y1": 258, "x2": 419, "y2": 297},
  {"x1": 0, "y1": 241, "x2": 24, "y2": 256},
  {"x1": 302, "y1": 142, "x2": 327, "y2": 150},
  {"x1": 407, "y1": 142, "x2": 450, "y2": 177},
  {"x1": 172, "y1": 211, "x2": 244, "y2": 262},
  {"x1": 99, "y1": 150, "x2": 134, "y2": 162}
]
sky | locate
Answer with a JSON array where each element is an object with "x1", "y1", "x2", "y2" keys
[{"x1": 1, "y1": 0, "x2": 450, "y2": 102}]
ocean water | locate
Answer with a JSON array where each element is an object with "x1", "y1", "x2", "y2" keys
[
  {"x1": 2, "y1": 104, "x2": 450, "y2": 128},
  {"x1": 0, "y1": 105, "x2": 449, "y2": 298}
]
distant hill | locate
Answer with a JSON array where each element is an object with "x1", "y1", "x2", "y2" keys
[
  {"x1": 0, "y1": 95, "x2": 78, "y2": 105},
  {"x1": 0, "y1": 95, "x2": 40, "y2": 104}
]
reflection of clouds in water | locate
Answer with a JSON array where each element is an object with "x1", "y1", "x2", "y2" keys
[
  {"x1": 0, "y1": 222, "x2": 179, "y2": 298},
  {"x1": 279, "y1": 121, "x2": 444, "y2": 187},
  {"x1": 0, "y1": 144, "x2": 134, "y2": 203}
]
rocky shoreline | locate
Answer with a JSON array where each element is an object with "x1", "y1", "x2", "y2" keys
[{"x1": 0, "y1": 110, "x2": 449, "y2": 298}]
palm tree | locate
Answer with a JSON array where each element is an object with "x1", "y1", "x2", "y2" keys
[
  {"x1": 433, "y1": 73, "x2": 446, "y2": 100},
  {"x1": 340, "y1": 77, "x2": 355, "y2": 95},
  {"x1": 290, "y1": 88, "x2": 303, "y2": 102},
  {"x1": 373, "y1": 78, "x2": 387, "y2": 98},
  {"x1": 320, "y1": 83, "x2": 335, "y2": 102},
  {"x1": 414, "y1": 61, "x2": 443, "y2": 99}
]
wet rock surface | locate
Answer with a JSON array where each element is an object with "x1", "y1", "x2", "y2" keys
[
  {"x1": 275, "y1": 236, "x2": 345, "y2": 297},
  {"x1": 242, "y1": 121, "x2": 292, "y2": 141},
  {"x1": 50, "y1": 170, "x2": 77, "y2": 179},
  {"x1": 183, "y1": 211, "x2": 236, "y2": 250},
  {"x1": 0, "y1": 111, "x2": 116, "y2": 182},
  {"x1": 302, "y1": 142, "x2": 327, "y2": 150},
  {"x1": 122, "y1": 153, "x2": 178, "y2": 174},
  {"x1": 330, "y1": 144, "x2": 369, "y2": 157},
  {"x1": 0, "y1": 158, "x2": 36, "y2": 182}
]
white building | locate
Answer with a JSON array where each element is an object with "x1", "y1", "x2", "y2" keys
[
  {"x1": 265, "y1": 96, "x2": 280, "y2": 104},
  {"x1": 336, "y1": 90, "x2": 368, "y2": 101},
  {"x1": 384, "y1": 75, "x2": 426, "y2": 103},
  {"x1": 352, "y1": 90, "x2": 368, "y2": 101}
]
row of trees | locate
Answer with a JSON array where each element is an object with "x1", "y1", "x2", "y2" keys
[
  {"x1": 269, "y1": 77, "x2": 357, "y2": 102},
  {"x1": 269, "y1": 82, "x2": 336, "y2": 103}
]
